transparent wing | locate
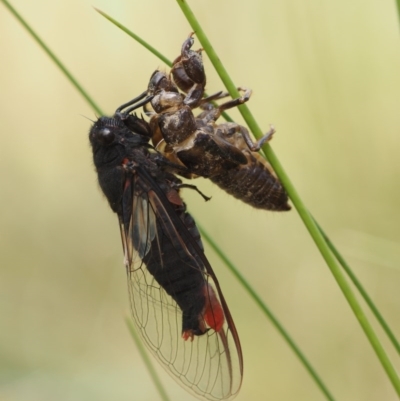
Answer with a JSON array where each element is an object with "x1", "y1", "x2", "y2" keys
[{"x1": 119, "y1": 172, "x2": 243, "y2": 401}]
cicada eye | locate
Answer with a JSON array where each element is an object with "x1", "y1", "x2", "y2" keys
[{"x1": 98, "y1": 127, "x2": 115, "y2": 145}]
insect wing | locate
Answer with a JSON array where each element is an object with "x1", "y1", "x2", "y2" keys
[{"x1": 120, "y1": 171, "x2": 243, "y2": 401}]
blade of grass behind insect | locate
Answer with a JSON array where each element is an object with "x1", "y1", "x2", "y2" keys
[
  {"x1": 199, "y1": 225, "x2": 337, "y2": 401},
  {"x1": 93, "y1": 7, "x2": 400, "y2": 361},
  {"x1": 0, "y1": 2, "x2": 172, "y2": 400},
  {"x1": 175, "y1": 0, "x2": 400, "y2": 396}
]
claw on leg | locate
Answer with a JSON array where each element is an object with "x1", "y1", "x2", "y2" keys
[{"x1": 251, "y1": 125, "x2": 276, "y2": 151}]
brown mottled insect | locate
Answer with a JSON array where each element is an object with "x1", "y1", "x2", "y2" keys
[
  {"x1": 145, "y1": 34, "x2": 290, "y2": 211},
  {"x1": 89, "y1": 94, "x2": 243, "y2": 400}
]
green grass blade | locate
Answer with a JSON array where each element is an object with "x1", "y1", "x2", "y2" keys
[
  {"x1": 199, "y1": 225, "x2": 337, "y2": 401},
  {"x1": 175, "y1": 0, "x2": 400, "y2": 396},
  {"x1": 0, "y1": 0, "x2": 102, "y2": 115},
  {"x1": 125, "y1": 317, "x2": 171, "y2": 401}
]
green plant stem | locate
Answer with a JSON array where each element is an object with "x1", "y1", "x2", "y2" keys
[
  {"x1": 125, "y1": 317, "x2": 171, "y2": 401},
  {"x1": 176, "y1": 0, "x2": 400, "y2": 396},
  {"x1": 199, "y1": 225, "x2": 336, "y2": 401}
]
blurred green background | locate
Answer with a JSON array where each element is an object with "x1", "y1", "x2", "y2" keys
[{"x1": 1, "y1": 1, "x2": 400, "y2": 400}]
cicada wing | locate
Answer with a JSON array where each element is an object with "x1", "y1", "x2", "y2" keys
[
  {"x1": 119, "y1": 177, "x2": 156, "y2": 268},
  {"x1": 121, "y1": 173, "x2": 243, "y2": 400}
]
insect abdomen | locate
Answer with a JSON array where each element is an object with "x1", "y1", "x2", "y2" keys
[
  {"x1": 143, "y1": 208, "x2": 209, "y2": 335},
  {"x1": 211, "y1": 157, "x2": 291, "y2": 211}
]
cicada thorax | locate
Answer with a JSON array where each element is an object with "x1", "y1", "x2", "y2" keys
[{"x1": 89, "y1": 115, "x2": 149, "y2": 214}]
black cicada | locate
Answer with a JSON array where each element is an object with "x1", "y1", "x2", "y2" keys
[
  {"x1": 145, "y1": 34, "x2": 290, "y2": 211},
  {"x1": 89, "y1": 92, "x2": 243, "y2": 401}
]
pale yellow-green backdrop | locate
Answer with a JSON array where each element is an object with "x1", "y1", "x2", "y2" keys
[{"x1": 1, "y1": 1, "x2": 400, "y2": 400}]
